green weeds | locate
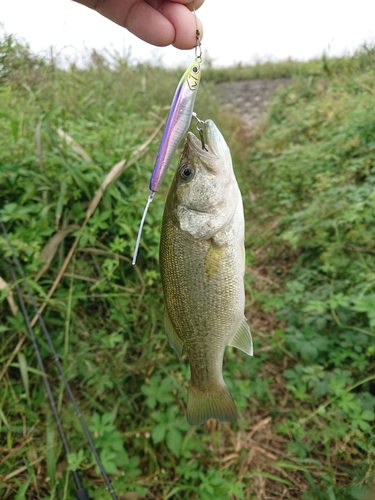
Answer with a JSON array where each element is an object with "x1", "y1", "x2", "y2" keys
[
  {"x1": 1, "y1": 29, "x2": 375, "y2": 499},
  {"x1": 244, "y1": 44, "x2": 375, "y2": 498}
]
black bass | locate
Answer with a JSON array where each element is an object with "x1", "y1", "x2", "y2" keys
[{"x1": 160, "y1": 119, "x2": 252, "y2": 425}]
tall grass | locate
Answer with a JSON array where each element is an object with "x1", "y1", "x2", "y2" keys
[{"x1": 0, "y1": 30, "x2": 374, "y2": 499}]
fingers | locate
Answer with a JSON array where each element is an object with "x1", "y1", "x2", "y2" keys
[
  {"x1": 126, "y1": 1, "x2": 204, "y2": 48},
  {"x1": 72, "y1": 0, "x2": 204, "y2": 49},
  {"x1": 159, "y1": 1, "x2": 204, "y2": 49}
]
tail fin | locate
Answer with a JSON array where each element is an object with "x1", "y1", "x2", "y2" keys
[{"x1": 186, "y1": 383, "x2": 238, "y2": 425}]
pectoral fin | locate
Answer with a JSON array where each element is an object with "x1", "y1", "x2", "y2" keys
[
  {"x1": 164, "y1": 311, "x2": 184, "y2": 360},
  {"x1": 228, "y1": 317, "x2": 253, "y2": 356},
  {"x1": 204, "y1": 243, "x2": 224, "y2": 281}
]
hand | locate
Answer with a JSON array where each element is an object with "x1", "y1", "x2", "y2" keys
[{"x1": 73, "y1": 0, "x2": 204, "y2": 49}]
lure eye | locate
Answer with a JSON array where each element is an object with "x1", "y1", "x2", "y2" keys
[
  {"x1": 180, "y1": 163, "x2": 195, "y2": 181},
  {"x1": 192, "y1": 65, "x2": 199, "y2": 74}
]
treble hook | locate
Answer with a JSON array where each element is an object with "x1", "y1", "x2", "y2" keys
[{"x1": 192, "y1": 112, "x2": 208, "y2": 151}]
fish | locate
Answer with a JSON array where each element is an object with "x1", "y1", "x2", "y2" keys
[
  {"x1": 132, "y1": 59, "x2": 201, "y2": 265},
  {"x1": 159, "y1": 119, "x2": 253, "y2": 425}
]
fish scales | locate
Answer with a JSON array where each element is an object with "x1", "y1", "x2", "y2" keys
[{"x1": 160, "y1": 120, "x2": 253, "y2": 425}]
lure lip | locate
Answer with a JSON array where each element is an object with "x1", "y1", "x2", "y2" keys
[{"x1": 132, "y1": 192, "x2": 154, "y2": 265}]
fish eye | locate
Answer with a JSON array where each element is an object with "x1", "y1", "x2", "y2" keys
[
  {"x1": 179, "y1": 163, "x2": 195, "y2": 181},
  {"x1": 192, "y1": 65, "x2": 199, "y2": 74}
]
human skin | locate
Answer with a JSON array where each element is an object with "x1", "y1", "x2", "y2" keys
[{"x1": 72, "y1": 0, "x2": 204, "y2": 49}]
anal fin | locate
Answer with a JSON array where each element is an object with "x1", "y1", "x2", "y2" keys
[{"x1": 228, "y1": 317, "x2": 253, "y2": 356}]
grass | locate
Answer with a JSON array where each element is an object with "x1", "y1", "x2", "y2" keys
[{"x1": 0, "y1": 29, "x2": 375, "y2": 499}]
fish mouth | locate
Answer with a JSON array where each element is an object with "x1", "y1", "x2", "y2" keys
[{"x1": 186, "y1": 119, "x2": 228, "y2": 159}]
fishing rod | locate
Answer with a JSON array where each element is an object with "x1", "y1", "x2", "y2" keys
[
  {"x1": 7, "y1": 260, "x2": 91, "y2": 500},
  {"x1": 1, "y1": 221, "x2": 118, "y2": 500}
]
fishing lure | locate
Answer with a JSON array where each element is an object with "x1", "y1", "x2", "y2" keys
[{"x1": 132, "y1": 44, "x2": 203, "y2": 265}]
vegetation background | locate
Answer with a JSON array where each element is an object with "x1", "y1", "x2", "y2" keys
[{"x1": 0, "y1": 28, "x2": 374, "y2": 499}]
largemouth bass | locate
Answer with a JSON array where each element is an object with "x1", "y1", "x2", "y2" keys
[{"x1": 160, "y1": 119, "x2": 253, "y2": 425}]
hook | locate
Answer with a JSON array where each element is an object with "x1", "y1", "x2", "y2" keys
[
  {"x1": 192, "y1": 112, "x2": 208, "y2": 151},
  {"x1": 195, "y1": 40, "x2": 203, "y2": 63}
]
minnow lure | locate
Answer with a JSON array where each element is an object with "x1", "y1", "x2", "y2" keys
[
  {"x1": 149, "y1": 60, "x2": 201, "y2": 193},
  {"x1": 132, "y1": 55, "x2": 202, "y2": 265}
]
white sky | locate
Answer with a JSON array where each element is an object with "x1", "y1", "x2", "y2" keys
[{"x1": 1, "y1": 1, "x2": 375, "y2": 68}]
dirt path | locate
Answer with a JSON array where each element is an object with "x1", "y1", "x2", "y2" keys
[
  {"x1": 215, "y1": 78, "x2": 289, "y2": 131},
  {"x1": 215, "y1": 78, "x2": 291, "y2": 328}
]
